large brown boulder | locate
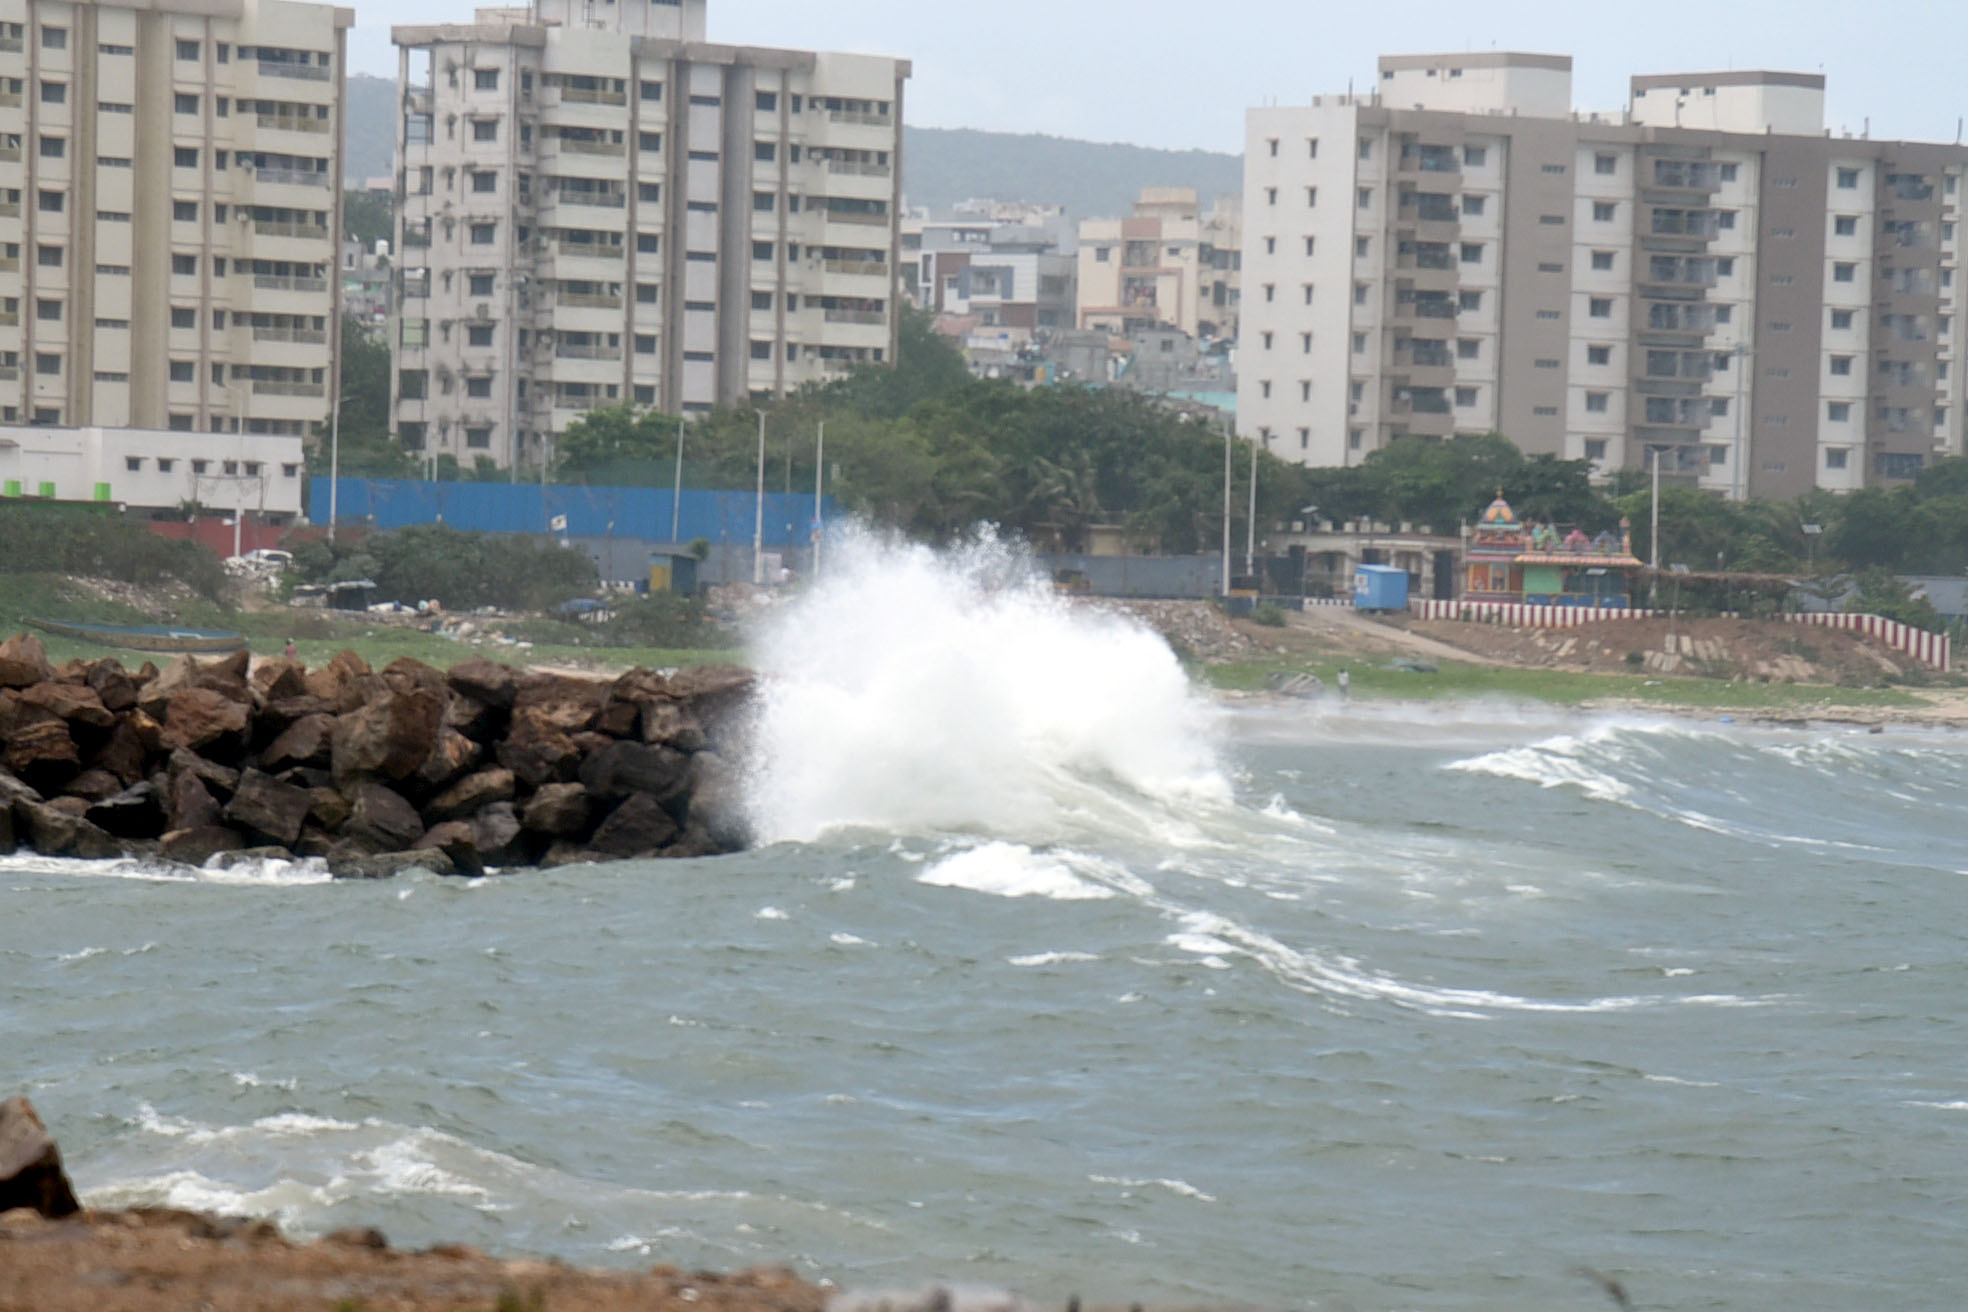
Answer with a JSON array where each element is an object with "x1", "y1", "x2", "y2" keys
[
  {"x1": 414, "y1": 819, "x2": 484, "y2": 877},
  {"x1": 520, "y1": 781, "x2": 593, "y2": 836},
  {"x1": 251, "y1": 659, "x2": 310, "y2": 703},
  {"x1": 330, "y1": 848, "x2": 456, "y2": 880},
  {"x1": 135, "y1": 655, "x2": 201, "y2": 719},
  {"x1": 589, "y1": 793, "x2": 681, "y2": 857},
  {"x1": 224, "y1": 769, "x2": 315, "y2": 847},
  {"x1": 578, "y1": 740, "x2": 691, "y2": 807},
  {"x1": 160, "y1": 687, "x2": 251, "y2": 753},
  {"x1": 86, "y1": 781, "x2": 167, "y2": 840},
  {"x1": 667, "y1": 665, "x2": 756, "y2": 743},
  {"x1": 260, "y1": 714, "x2": 335, "y2": 772},
  {"x1": 330, "y1": 688, "x2": 442, "y2": 783},
  {"x1": 470, "y1": 801, "x2": 529, "y2": 865},
  {"x1": 411, "y1": 728, "x2": 480, "y2": 793},
  {"x1": 159, "y1": 825, "x2": 247, "y2": 866},
  {"x1": 0, "y1": 635, "x2": 53, "y2": 688},
  {"x1": 495, "y1": 719, "x2": 580, "y2": 787},
  {"x1": 424, "y1": 767, "x2": 514, "y2": 822},
  {"x1": 304, "y1": 649, "x2": 372, "y2": 703},
  {"x1": 0, "y1": 1096, "x2": 80, "y2": 1218},
  {"x1": 445, "y1": 657, "x2": 518, "y2": 709},
  {"x1": 0, "y1": 695, "x2": 79, "y2": 783},
  {"x1": 168, "y1": 747, "x2": 238, "y2": 799},
  {"x1": 381, "y1": 656, "x2": 449, "y2": 700},
  {"x1": 639, "y1": 698, "x2": 708, "y2": 753},
  {"x1": 18, "y1": 682, "x2": 115, "y2": 730},
  {"x1": 511, "y1": 673, "x2": 608, "y2": 734},
  {"x1": 341, "y1": 780, "x2": 426, "y2": 852},
  {"x1": 685, "y1": 750, "x2": 749, "y2": 852},
  {"x1": 84, "y1": 659, "x2": 138, "y2": 713},
  {"x1": 89, "y1": 719, "x2": 153, "y2": 787},
  {"x1": 59, "y1": 768, "x2": 125, "y2": 803},
  {"x1": 16, "y1": 799, "x2": 122, "y2": 860},
  {"x1": 167, "y1": 771, "x2": 224, "y2": 832}
]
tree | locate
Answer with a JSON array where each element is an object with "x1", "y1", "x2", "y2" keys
[
  {"x1": 1846, "y1": 567, "x2": 1947, "y2": 633},
  {"x1": 316, "y1": 318, "x2": 414, "y2": 478},
  {"x1": 343, "y1": 190, "x2": 394, "y2": 249}
]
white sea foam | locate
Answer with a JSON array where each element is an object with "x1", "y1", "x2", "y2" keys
[
  {"x1": 1008, "y1": 951, "x2": 1100, "y2": 967},
  {"x1": 1906, "y1": 1100, "x2": 1968, "y2": 1111},
  {"x1": 743, "y1": 527, "x2": 1230, "y2": 845},
  {"x1": 0, "y1": 851, "x2": 330, "y2": 886},
  {"x1": 1089, "y1": 1174, "x2": 1218, "y2": 1203},
  {"x1": 755, "y1": 906, "x2": 790, "y2": 920},
  {"x1": 918, "y1": 842, "x2": 1117, "y2": 901}
]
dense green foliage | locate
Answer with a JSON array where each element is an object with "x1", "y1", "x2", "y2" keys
[
  {"x1": 290, "y1": 523, "x2": 597, "y2": 611},
  {"x1": 315, "y1": 318, "x2": 416, "y2": 480},
  {"x1": 0, "y1": 505, "x2": 229, "y2": 600},
  {"x1": 342, "y1": 189, "x2": 394, "y2": 248}
]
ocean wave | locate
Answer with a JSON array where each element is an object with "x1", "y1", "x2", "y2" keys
[{"x1": 918, "y1": 842, "x2": 1118, "y2": 901}]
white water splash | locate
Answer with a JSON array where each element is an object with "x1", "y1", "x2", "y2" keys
[{"x1": 743, "y1": 528, "x2": 1229, "y2": 845}]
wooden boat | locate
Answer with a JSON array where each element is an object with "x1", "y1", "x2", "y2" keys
[{"x1": 24, "y1": 618, "x2": 249, "y2": 655}]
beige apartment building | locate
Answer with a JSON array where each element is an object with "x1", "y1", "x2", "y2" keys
[
  {"x1": 0, "y1": 0, "x2": 348, "y2": 438},
  {"x1": 1240, "y1": 53, "x2": 1968, "y2": 498},
  {"x1": 1077, "y1": 187, "x2": 1239, "y2": 341},
  {"x1": 388, "y1": 0, "x2": 907, "y2": 471}
]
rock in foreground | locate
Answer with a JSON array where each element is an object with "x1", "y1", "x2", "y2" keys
[{"x1": 0, "y1": 639, "x2": 758, "y2": 874}]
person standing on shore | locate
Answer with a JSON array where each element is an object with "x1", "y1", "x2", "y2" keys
[
  {"x1": 1337, "y1": 668, "x2": 1350, "y2": 703},
  {"x1": 283, "y1": 638, "x2": 297, "y2": 662}
]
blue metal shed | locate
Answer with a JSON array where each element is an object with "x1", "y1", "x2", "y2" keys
[{"x1": 1353, "y1": 564, "x2": 1410, "y2": 612}]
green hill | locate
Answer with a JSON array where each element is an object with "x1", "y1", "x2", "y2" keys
[{"x1": 343, "y1": 75, "x2": 1241, "y2": 218}]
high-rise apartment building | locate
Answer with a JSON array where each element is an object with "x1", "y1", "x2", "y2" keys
[
  {"x1": 1241, "y1": 53, "x2": 1968, "y2": 498},
  {"x1": 389, "y1": 0, "x2": 908, "y2": 472},
  {"x1": 0, "y1": 0, "x2": 348, "y2": 438}
]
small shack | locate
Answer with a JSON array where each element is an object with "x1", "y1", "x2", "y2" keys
[{"x1": 1354, "y1": 564, "x2": 1410, "y2": 612}]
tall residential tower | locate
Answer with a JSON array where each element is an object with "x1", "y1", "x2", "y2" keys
[
  {"x1": 0, "y1": 0, "x2": 349, "y2": 439},
  {"x1": 389, "y1": 0, "x2": 908, "y2": 471},
  {"x1": 1239, "y1": 53, "x2": 1968, "y2": 497}
]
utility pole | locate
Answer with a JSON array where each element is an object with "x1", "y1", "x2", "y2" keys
[
  {"x1": 813, "y1": 420, "x2": 825, "y2": 579},
  {"x1": 753, "y1": 409, "x2": 767, "y2": 585},
  {"x1": 1220, "y1": 419, "x2": 1232, "y2": 596},
  {"x1": 1649, "y1": 446, "x2": 1662, "y2": 609},
  {"x1": 670, "y1": 416, "x2": 684, "y2": 542},
  {"x1": 327, "y1": 389, "x2": 340, "y2": 543},
  {"x1": 1245, "y1": 435, "x2": 1258, "y2": 577}
]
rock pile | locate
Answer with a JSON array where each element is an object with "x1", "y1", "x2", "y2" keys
[{"x1": 0, "y1": 634, "x2": 755, "y2": 876}]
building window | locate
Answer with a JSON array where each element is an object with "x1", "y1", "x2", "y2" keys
[
  {"x1": 1262, "y1": 283, "x2": 1274, "y2": 302},
  {"x1": 1353, "y1": 333, "x2": 1367, "y2": 354},
  {"x1": 475, "y1": 67, "x2": 499, "y2": 90},
  {"x1": 1305, "y1": 187, "x2": 1317, "y2": 207},
  {"x1": 172, "y1": 253, "x2": 196, "y2": 275},
  {"x1": 1461, "y1": 195, "x2": 1485, "y2": 216},
  {"x1": 1356, "y1": 187, "x2": 1371, "y2": 209},
  {"x1": 467, "y1": 324, "x2": 494, "y2": 347},
  {"x1": 1592, "y1": 201, "x2": 1616, "y2": 222},
  {"x1": 1834, "y1": 215, "x2": 1858, "y2": 236},
  {"x1": 41, "y1": 82, "x2": 66, "y2": 105},
  {"x1": 168, "y1": 361, "x2": 193, "y2": 382},
  {"x1": 39, "y1": 137, "x2": 64, "y2": 159},
  {"x1": 472, "y1": 171, "x2": 497, "y2": 193},
  {"x1": 1585, "y1": 392, "x2": 1609, "y2": 413},
  {"x1": 1716, "y1": 257, "x2": 1735, "y2": 276},
  {"x1": 1831, "y1": 309, "x2": 1854, "y2": 329},
  {"x1": 173, "y1": 92, "x2": 198, "y2": 113},
  {"x1": 465, "y1": 427, "x2": 492, "y2": 449},
  {"x1": 1836, "y1": 168, "x2": 1860, "y2": 189},
  {"x1": 1591, "y1": 250, "x2": 1614, "y2": 271},
  {"x1": 1584, "y1": 439, "x2": 1608, "y2": 460},
  {"x1": 1833, "y1": 262, "x2": 1856, "y2": 283},
  {"x1": 42, "y1": 26, "x2": 66, "y2": 48},
  {"x1": 636, "y1": 232, "x2": 659, "y2": 253},
  {"x1": 175, "y1": 38, "x2": 199, "y2": 59},
  {"x1": 466, "y1": 376, "x2": 493, "y2": 398},
  {"x1": 1266, "y1": 137, "x2": 1279, "y2": 157},
  {"x1": 1830, "y1": 355, "x2": 1853, "y2": 376},
  {"x1": 1458, "y1": 290, "x2": 1483, "y2": 312},
  {"x1": 36, "y1": 246, "x2": 61, "y2": 268},
  {"x1": 35, "y1": 300, "x2": 58, "y2": 321},
  {"x1": 172, "y1": 200, "x2": 198, "y2": 221},
  {"x1": 468, "y1": 272, "x2": 494, "y2": 296},
  {"x1": 1259, "y1": 381, "x2": 1271, "y2": 399},
  {"x1": 1463, "y1": 145, "x2": 1486, "y2": 167},
  {"x1": 37, "y1": 190, "x2": 60, "y2": 214},
  {"x1": 1457, "y1": 338, "x2": 1479, "y2": 360},
  {"x1": 1594, "y1": 153, "x2": 1617, "y2": 176},
  {"x1": 1356, "y1": 236, "x2": 1370, "y2": 257},
  {"x1": 1587, "y1": 345, "x2": 1611, "y2": 365},
  {"x1": 1455, "y1": 386, "x2": 1477, "y2": 408},
  {"x1": 1300, "y1": 380, "x2": 1312, "y2": 401},
  {"x1": 1825, "y1": 447, "x2": 1849, "y2": 468},
  {"x1": 1711, "y1": 398, "x2": 1730, "y2": 417},
  {"x1": 170, "y1": 306, "x2": 195, "y2": 328},
  {"x1": 1358, "y1": 137, "x2": 1372, "y2": 160},
  {"x1": 1715, "y1": 305, "x2": 1732, "y2": 324},
  {"x1": 1304, "y1": 236, "x2": 1315, "y2": 255},
  {"x1": 1460, "y1": 242, "x2": 1482, "y2": 264},
  {"x1": 473, "y1": 119, "x2": 498, "y2": 142},
  {"x1": 1354, "y1": 283, "x2": 1369, "y2": 306},
  {"x1": 469, "y1": 222, "x2": 495, "y2": 244},
  {"x1": 1303, "y1": 284, "x2": 1314, "y2": 305}
]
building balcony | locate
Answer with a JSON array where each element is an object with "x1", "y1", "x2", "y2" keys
[
  {"x1": 254, "y1": 113, "x2": 330, "y2": 135},
  {"x1": 254, "y1": 167, "x2": 330, "y2": 189},
  {"x1": 253, "y1": 219, "x2": 330, "y2": 240},
  {"x1": 823, "y1": 158, "x2": 892, "y2": 179},
  {"x1": 555, "y1": 343, "x2": 622, "y2": 361},
  {"x1": 555, "y1": 85, "x2": 627, "y2": 108},
  {"x1": 0, "y1": 311, "x2": 17, "y2": 326},
  {"x1": 0, "y1": 146, "x2": 20, "y2": 162},
  {"x1": 550, "y1": 191, "x2": 626, "y2": 211},
  {"x1": 254, "y1": 274, "x2": 328, "y2": 293},
  {"x1": 0, "y1": 256, "x2": 15, "y2": 273},
  {"x1": 256, "y1": 59, "x2": 331, "y2": 82},
  {"x1": 252, "y1": 325, "x2": 328, "y2": 344},
  {"x1": 822, "y1": 258, "x2": 888, "y2": 278},
  {"x1": 251, "y1": 379, "x2": 326, "y2": 397},
  {"x1": 0, "y1": 36, "x2": 20, "y2": 52},
  {"x1": 556, "y1": 291, "x2": 622, "y2": 309},
  {"x1": 548, "y1": 137, "x2": 626, "y2": 158},
  {"x1": 824, "y1": 308, "x2": 885, "y2": 325},
  {"x1": 0, "y1": 92, "x2": 18, "y2": 109},
  {"x1": 828, "y1": 109, "x2": 891, "y2": 127}
]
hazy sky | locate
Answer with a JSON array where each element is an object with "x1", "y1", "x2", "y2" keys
[{"x1": 349, "y1": 1, "x2": 1968, "y2": 154}]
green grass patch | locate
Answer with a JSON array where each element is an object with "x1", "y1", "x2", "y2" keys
[{"x1": 1202, "y1": 656, "x2": 1924, "y2": 712}]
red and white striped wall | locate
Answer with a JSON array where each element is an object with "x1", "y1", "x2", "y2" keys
[
  {"x1": 1408, "y1": 599, "x2": 1658, "y2": 628},
  {"x1": 1787, "y1": 611, "x2": 1952, "y2": 671}
]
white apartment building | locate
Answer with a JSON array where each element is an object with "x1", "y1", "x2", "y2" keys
[
  {"x1": 389, "y1": 0, "x2": 908, "y2": 471},
  {"x1": 0, "y1": 0, "x2": 349, "y2": 439},
  {"x1": 1241, "y1": 53, "x2": 1968, "y2": 498},
  {"x1": 0, "y1": 423, "x2": 305, "y2": 515}
]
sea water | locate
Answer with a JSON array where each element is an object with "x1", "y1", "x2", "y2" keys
[{"x1": 4, "y1": 532, "x2": 1966, "y2": 1310}]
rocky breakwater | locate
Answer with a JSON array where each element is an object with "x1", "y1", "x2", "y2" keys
[{"x1": 0, "y1": 633, "x2": 755, "y2": 876}]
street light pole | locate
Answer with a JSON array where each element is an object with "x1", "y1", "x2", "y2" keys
[
  {"x1": 813, "y1": 420, "x2": 825, "y2": 579},
  {"x1": 1220, "y1": 419, "x2": 1232, "y2": 596},
  {"x1": 670, "y1": 416, "x2": 684, "y2": 542},
  {"x1": 1245, "y1": 434, "x2": 1257, "y2": 577},
  {"x1": 753, "y1": 409, "x2": 767, "y2": 585},
  {"x1": 1649, "y1": 446, "x2": 1662, "y2": 609}
]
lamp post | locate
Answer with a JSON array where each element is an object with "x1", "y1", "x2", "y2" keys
[
  {"x1": 1245, "y1": 434, "x2": 1258, "y2": 579},
  {"x1": 670, "y1": 416, "x2": 684, "y2": 542},
  {"x1": 1298, "y1": 504, "x2": 1319, "y2": 597},
  {"x1": 1220, "y1": 418, "x2": 1232, "y2": 596},
  {"x1": 1648, "y1": 445, "x2": 1662, "y2": 609},
  {"x1": 753, "y1": 409, "x2": 767, "y2": 585},
  {"x1": 1801, "y1": 522, "x2": 1822, "y2": 574}
]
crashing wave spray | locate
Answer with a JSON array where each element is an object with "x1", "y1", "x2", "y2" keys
[{"x1": 742, "y1": 527, "x2": 1230, "y2": 844}]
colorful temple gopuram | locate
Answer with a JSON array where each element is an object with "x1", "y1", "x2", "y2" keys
[{"x1": 1463, "y1": 494, "x2": 1644, "y2": 608}]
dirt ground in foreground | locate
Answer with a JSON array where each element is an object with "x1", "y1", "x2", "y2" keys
[{"x1": 0, "y1": 1207, "x2": 828, "y2": 1312}]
